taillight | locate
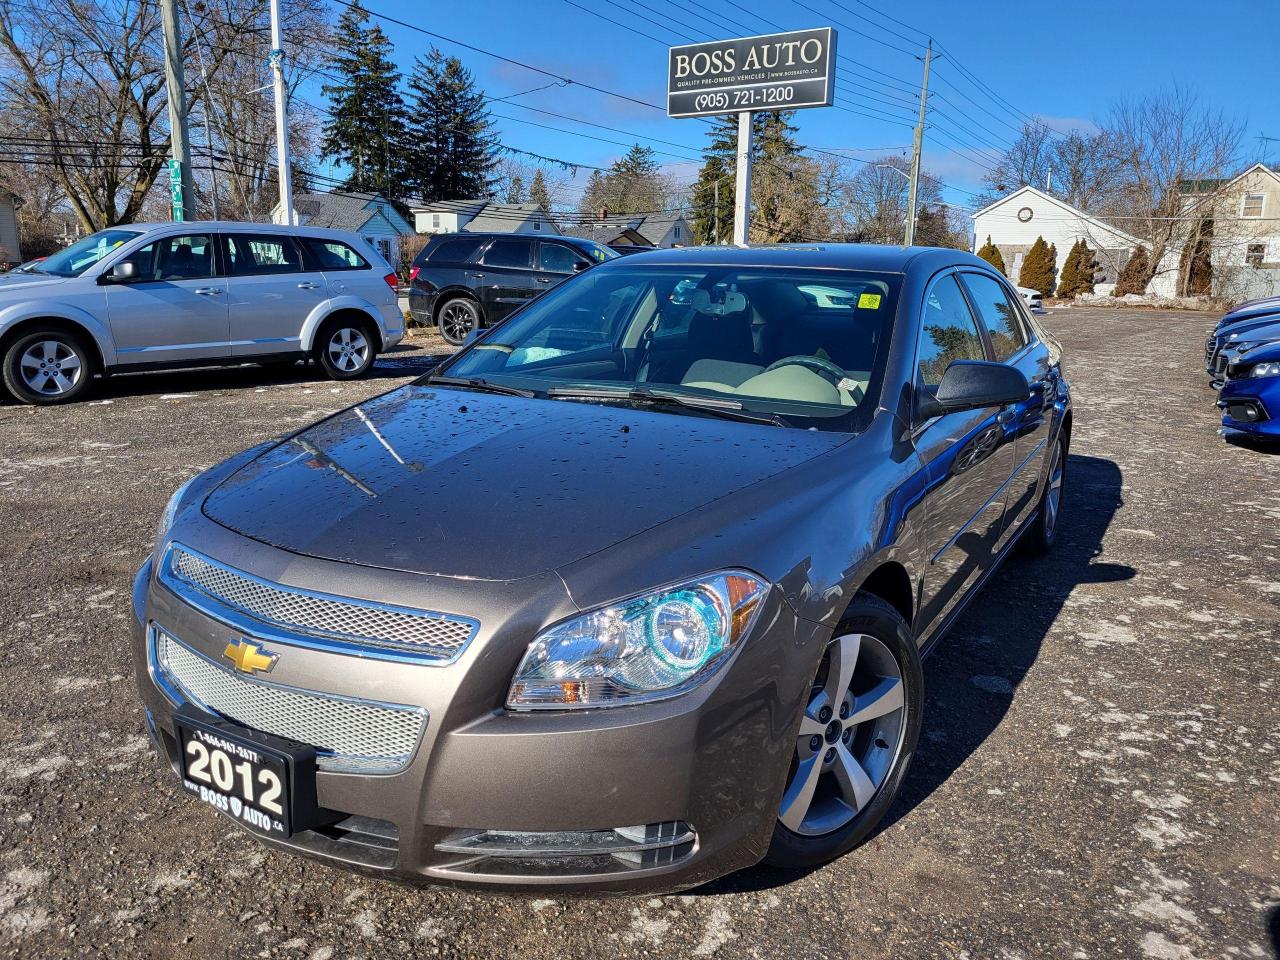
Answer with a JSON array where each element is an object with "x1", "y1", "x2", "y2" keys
[
  {"x1": 409, "y1": 265, "x2": 420, "y2": 281},
  {"x1": 384, "y1": 272, "x2": 399, "y2": 291}
]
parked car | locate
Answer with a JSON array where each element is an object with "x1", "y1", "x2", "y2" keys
[
  {"x1": 1206, "y1": 311, "x2": 1280, "y2": 382},
  {"x1": 1208, "y1": 318, "x2": 1280, "y2": 386},
  {"x1": 1016, "y1": 286, "x2": 1044, "y2": 312},
  {"x1": 407, "y1": 232, "x2": 618, "y2": 345},
  {"x1": 1219, "y1": 340, "x2": 1280, "y2": 440},
  {"x1": 0, "y1": 223, "x2": 403, "y2": 405},
  {"x1": 131, "y1": 244, "x2": 1070, "y2": 893}
]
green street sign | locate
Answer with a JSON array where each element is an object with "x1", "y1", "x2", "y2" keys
[{"x1": 168, "y1": 159, "x2": 185, "y2": 222}]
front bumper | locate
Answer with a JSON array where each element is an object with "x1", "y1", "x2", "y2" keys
[
  {"x1": 130, "y1": 539, "x2": 817, "y2": 893},
  {"x1": 1218, "y1": 375, "x2": 1280, "y2": 438}
]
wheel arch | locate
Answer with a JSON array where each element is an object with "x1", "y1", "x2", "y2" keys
[
  {"x1": 847, "y1": 560, "x2": 915, "y2": 629},
  {"x1": 433, "y1": 287, "x2": 484, "y2": 325},
  {"x1": 0, "y1": 313, "x2": 108, "y2": 373},
  {"x1": 302, "y1": 304, "x2": 382, "y2": 353}
]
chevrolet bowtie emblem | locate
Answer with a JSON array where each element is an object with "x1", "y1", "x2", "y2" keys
[{"x1": 223, "y1": 639, "x2": 279, "y2": 675}]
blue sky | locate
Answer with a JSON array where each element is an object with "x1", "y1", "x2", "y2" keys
[{"x1": 304, "y1": 0, "x2": 1280, "y2": 212}]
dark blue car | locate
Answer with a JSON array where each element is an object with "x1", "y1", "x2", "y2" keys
[{"x1": 1219, "y1": 340, "x2": 1280, "y2": 439}]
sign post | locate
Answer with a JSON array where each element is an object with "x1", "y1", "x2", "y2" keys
[{"x1": 667, "y1": 28, "x2": 836, "y2": 246}]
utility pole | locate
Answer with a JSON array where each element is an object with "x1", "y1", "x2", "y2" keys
[
  {"x1": 269, "y1": 0, "x2": 294, "y2": 225},
  {"x1": 904, "y1": 39, "x2": 933, "y2": 247},
  {"x1": 160, "y1": 0, "x2": 195, "y2": 221},
  {"x1": 732, "y1": 111, "x2": 753, "y2": 247}
]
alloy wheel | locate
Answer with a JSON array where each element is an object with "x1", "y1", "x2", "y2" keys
[
  {"x1": 19, "y1": 339, "x2": 84, "y2": 396},
  {"x1": 327, "y1": 327, "x2": 369, "y2": 373},
  {"x1": 1044, "y1": 441, "x2": 1064, "y2": 535},
  {"x1": 440, "y1": 301, "x2": 476, "y2": 343},
  {"x1": 779, "y1": 633, "x2": 907, "y2": 837}
]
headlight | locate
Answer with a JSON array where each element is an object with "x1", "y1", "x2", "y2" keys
[
  {"x1": 507, "y1": 571, "x2": 767, "y2": 710},
  {"x1": 1251, "y1": 361, "x2": 1280, "y2": 378},
  {"x1": 154, "y1": 475, "x2": 197, "y2": 545}
]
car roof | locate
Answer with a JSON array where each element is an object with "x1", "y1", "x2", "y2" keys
[
  {"x1": 602, "y1": 243, "x2": 992, "y2": 274},
  {"x1": 440, "y1": 232, "x2": 601, "y2": 250},
  {"x1": 106, "y1": 221, "x2": 367, "y2": 241}
]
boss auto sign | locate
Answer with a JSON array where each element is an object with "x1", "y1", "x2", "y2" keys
[{"x1": 667, "y1": 28, "x2": 837, "y2": 118}]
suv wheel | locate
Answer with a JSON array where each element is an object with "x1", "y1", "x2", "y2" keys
[
  {"x1": 2, "y1": 327, "x2": 94, "y2": 405},
  {"x1": 765, "y1": 593, "x2": 922, "y2": 869},
  {"x1": 438, "y1": 297, "x2": 480, "y2": 346},
  {"x1": 315, "y1": 319, "x2": 375, "y2": 380}
]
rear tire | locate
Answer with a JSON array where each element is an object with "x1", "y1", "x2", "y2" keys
[
  {"x1": 314, "y1": 318, "x2": 376, "y2": 380},
  {"x1": 1020, "y1": 431, "x2": 1067, "y2": 555},
  {"x1": 2, "y1": 327, "x2": 95, "y2": 405},
  {"x1": 765, "y1": 593, "x2": 922, "y2": 869},
  {"x1": 437, "y1": 296, "x2": 481, "y2": 346}
]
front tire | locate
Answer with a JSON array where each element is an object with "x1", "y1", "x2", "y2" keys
[
  {"x1": 1020, "y1": 431, "x2": 1067, "y2": 555},
  {"x1": 2, "y1": 327, "x2": 94, "y2": 405},
  {"x1": 314, "y1": 319, "x2": 375, "y2": 380},
  {"x1": 765, "y1": 593, "x2": 923, "y2": 869}
]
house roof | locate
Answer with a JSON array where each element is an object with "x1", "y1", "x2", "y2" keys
[
  {"x1": 970, "y1": 185, "x2": 1144, "y2": 248},
  {"x1": 463, "y1": 203, "x2": 547, "y2": 232},
  {"x1": 560, "y1": 211, "x2": 688, "y2": 246},
  {"x1": 292, "y1": 191, "x2": 411, "y2": 233},
  {"x1": 409, "y1": 198, "x2": 489, "y2": 218}
]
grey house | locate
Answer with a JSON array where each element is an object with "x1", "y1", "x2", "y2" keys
[
  {"x1": 561, "y1": 210, "x2": 690, "y2": 248},
  {"x1": 274, "y1": 191, "x2": 414, "y2": 267}
]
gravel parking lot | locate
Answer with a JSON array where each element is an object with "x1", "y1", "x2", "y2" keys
[{"x1": 1, "y1": 310, "x2": 1277, "y2": 960}]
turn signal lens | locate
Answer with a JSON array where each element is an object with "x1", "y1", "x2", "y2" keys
[{"x1": 507, "y1": 572, "x2": 766, "y2": 710}]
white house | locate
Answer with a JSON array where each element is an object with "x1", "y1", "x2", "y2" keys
[
  {"x1": 970, "y1": 186, "x2": 1144, "y2": 290},
  {"x1": 0, "y1": 193, "x2": 22, "y2": 264},
  {"x1": 410, "y1": 200, "x2": 557, "y2": 236},
  {"x1": 1149, "y1": 163, "x2": 1280, "y2": 301}
]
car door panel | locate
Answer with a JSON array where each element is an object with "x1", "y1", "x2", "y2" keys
[
  {"x1": 224, "y1": 233, "x2": 328, "y2": 357},
  {"x1": 477, "y1": 239, "x2": 536, "y2": 321},
  {"x1": 104, "y1": 232, "x2": 229, "y2": 364}
]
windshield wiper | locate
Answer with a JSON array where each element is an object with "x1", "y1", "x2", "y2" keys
[
  {"x1": 423, "y1": 374, "x2": 535, "y2": 398},
  {"x1": 546, "y1": 384, "x2": 787, "y2": 427}
]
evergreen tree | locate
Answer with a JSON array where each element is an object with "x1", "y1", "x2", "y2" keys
[
  {"x1": 976, "y1": 235, "x2": 1006, "y2": 274},
  {"x1": 1114, "y1": 245, "x2": 1152, "y2": 296},
  {"x1": 404, "y1": 47, "x2": 497, "y2": 201},
  {"x1": 687, "y1": 112, "x2": 801, "y2": 244},
  {"x1": 579, "y1": 170, "x2": 606, "y2": 215},
  {"x1": 1019, "y1": 236, "x2": 1056, "y2": 295},
  {"x1": 577, "y1": 144, "x2": 667, "y2": 217},
  {"x1": 505, "y1": 175, "x2": 524, "y2": 204},
  {"x1": 1048, "y1": 242, "x2": 1059, "y2": 296},
  {"x1": 528, "y1": 169, "x2": 551, "y2": 211},
  {"x1": 1057, "y1": 239, "x2": 1098, "y2": 298},
  {"x1": 321, "y1": 0, "x2": 408, "y2": 197}
]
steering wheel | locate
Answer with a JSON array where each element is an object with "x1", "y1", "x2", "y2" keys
[{"x1": 763, "y1": 355, "x2": 846, "y2": 388}]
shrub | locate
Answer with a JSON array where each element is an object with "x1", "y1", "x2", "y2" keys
[
  {"x1": 1019, "y1": 236, "x2": 1057, "y2": 297},
  {"x1": 1058, "y1": 239, "x2": 1098, "y2": 298},
  {"x1": 976, "y1": 235, "x2": 1006, "y2": 274},
  {"x1": 1114, "y1": 245, "x2": 1152, "y2": 296}
]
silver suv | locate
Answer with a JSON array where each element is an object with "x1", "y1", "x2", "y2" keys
[{"x1": 0, "y1": 222, "x2": 405, "y2": 404}]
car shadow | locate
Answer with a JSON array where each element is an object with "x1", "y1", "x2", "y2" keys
[
  {"x1": 1224, "y1": 431, "x2": 1280, "y2": 455},
  {"x1": 1269, "y1": 904, "x2": 1280, "y2": 960},
  {"x1": 697, "y1": 453, "x2": 1133, "y2": 895},
  {"x1": 59, "y1": 348, "x2": 452, "y2": 403}
]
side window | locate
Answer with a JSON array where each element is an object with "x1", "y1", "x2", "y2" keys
[
  {"x1": 117, "y1": 234, "x2": 214, "y2": 282},
  {"x1": 300, "y1": 237, "x2": 369, "y2": 271},
  {"x1": 225, "y1": 234, "x2": 304, "y2": 276},
  {"x1": 918, "y1": 274, "x2": 986, "y2": 386},
  {"x1": 481, "y1": 238, "x2": 533, "y2": 269},
  {"x1": 960, "y1": 272, "x2": 1030, "y2": 362},
  {"x1": 427, "y1": 236, "x2": 483, "y2": 264},
  {"x1": 539, "y1": 242, "x2": 585, "y2": 274}
]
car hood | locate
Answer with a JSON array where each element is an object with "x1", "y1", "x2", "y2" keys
[
  {"x1": 202, "y1": 384, "x2": 848, "y2": 581},
  {"x1": 1238, "y1": 340, "x2": 1280, "y2": 364},
  {"x1": 1223, "y1": 319, "x2": 1280, "y2": 349},
  {"x1": 0, "y1": 271, "x2": 70, "y2": 292}
]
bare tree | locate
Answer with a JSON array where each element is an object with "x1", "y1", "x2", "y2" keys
[{"x1": 748, "y1": 153, "x2": 835, "y2": 244}]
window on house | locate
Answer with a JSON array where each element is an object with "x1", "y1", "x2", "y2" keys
[
  {"x1": 674, "y1": 224, "x2": 681, "y2": 239},
  {"x1": 377, "y1": 238, "x2": 392, "y2": 260},
  {"x1": 1242, "y1": 193, "x2": 1265, "y2": 218},
  {"x1": 432, "y1": 214, "x2": 440, "y2": 229},
  {"x1": 1247, "y1": 243, "x2": 1266, "y2": 268}
]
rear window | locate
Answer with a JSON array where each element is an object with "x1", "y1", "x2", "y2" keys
[
  {"x1": 481, "y1": 238, "x2": 533, "y2": 269},
  {"x1": 425, "y1": 236, "x2": 484, "y2": 264},
  {"x1": 300, "y1": 238, "x2": 369, "y2": 271}
]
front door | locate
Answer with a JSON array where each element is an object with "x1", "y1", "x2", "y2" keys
[
  {"x1": 223, "y1": 232, "x2": 328, "y2": 357},
  {"x1": 912, "y1": 272, "x2": 1021, "y2": 634},
  {"x1": 958, "y1": 271, "x2": 1055, "y2": 547},
  {"x1": 475, "y1": 238, "x2": 537, "y2": 322},
  {"x1": 104, "y1": 232, "x2": 229, "y2": 365}
]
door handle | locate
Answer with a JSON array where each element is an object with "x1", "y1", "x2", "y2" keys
[
  {"x1": 470, "y1": 273, "x2": 485, "y2": 279},
  {"x1": 536, "y1": 277, "x2": 553, "y2": 284},
  {"x1": 297, "y1": 281, "x2": 320, "y2": 290},
  {"x1": 193, "y1": 287, "x2": 222, "y2": 296}
]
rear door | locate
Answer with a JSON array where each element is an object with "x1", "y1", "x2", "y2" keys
[
  {"x1": 959, "y1": 270, "x2": 1055, "y2": 546},
  {"x1": 912, "y1": 272, "x2": 1020, "y2": 632},
  {"x1": 104, "y1": 231, "x2": 229, "y2": 364},
  {"x1": 475, "y1": 238, "x2": 536, "y2": 321},
  {"x1": 223, "y1": 232, "x2": 328, "y2": 357}
]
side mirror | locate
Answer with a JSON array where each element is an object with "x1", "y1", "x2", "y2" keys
[
  {"x1": 572, "y1": 260, "x2": 590, "y2": 273},
  {"x1": 917, "y1": 360, "x2": 1030, "y2": 420},
  {"x1": 99, "y1": 261, "x2": 137, "y2": 284}
]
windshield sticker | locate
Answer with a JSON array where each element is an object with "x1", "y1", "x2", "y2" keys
[{"x1": 857, "y1": 293, "x2": 882, "y2": 310}]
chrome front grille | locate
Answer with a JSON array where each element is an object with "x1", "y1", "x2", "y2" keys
[
  {"x1": 152, "y1": 628, "x2": 426, "y2": 774},
  {"x1": 164, "y1": 544, "x2": 477, "y2": 662}
]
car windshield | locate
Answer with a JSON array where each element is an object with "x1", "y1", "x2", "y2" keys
[
  {"x1": 438, "y1": 264, "x2": 901, "y2": 431},
  {"x1": 585, "y1": 241, "x2": 620, "y2": 263},
  {"x1": 35, "y1": 229, "x2": 141, "y2": 277}
]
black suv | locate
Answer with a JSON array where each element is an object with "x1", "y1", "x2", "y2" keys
[{"x1": 409, "y1": 232, "x2": 618, "y2": 344}]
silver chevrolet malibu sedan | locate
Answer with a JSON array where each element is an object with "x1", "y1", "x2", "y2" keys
[{"x1": 131, "y1": 244, "x2": 1071, "y2": 893}]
